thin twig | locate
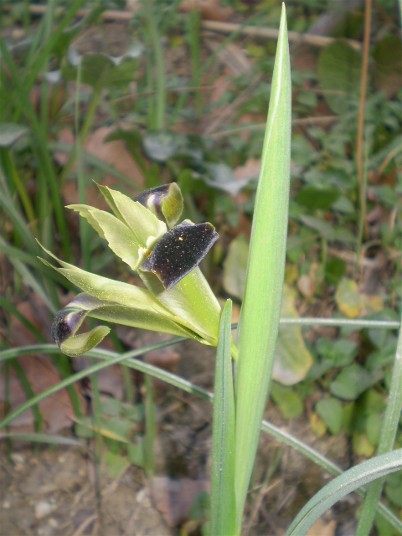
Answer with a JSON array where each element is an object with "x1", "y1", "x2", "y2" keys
[
  {"x1": 4, "y1": 3, "x2": 362, "y2": 50},
  {"x1": 22, "y1": 5, "x2": 137, "y2": 21},
  {"x1": 210, "y1": 116, "x2": 338, "y2": 139},
  {"x1": 378, "y1": 144, "x2": 402, "y2": 177},
  {"x1": 202, "y1": 20, "x2": 362, "y2": 51},
  {"x1": 356, "y1": 0, "x2": 372, "y2": 247}
]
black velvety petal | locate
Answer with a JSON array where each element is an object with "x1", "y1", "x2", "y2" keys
[
  {"x1": 141, "y1": 222, "x2": 218, "y2": 289},
  {"x1": 51, "y1": 308, "x2": 86, "y2": 347}
]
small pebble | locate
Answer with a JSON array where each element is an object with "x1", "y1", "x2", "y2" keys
[
  {"x1": 48, "y1": 518, "x2": 58, "y2": 528},
  {"x1": 35, "y1": 500, "x2": 55, "y2": 520},
  {"x1": 11, "y1": 453, "x2": 25, "y2": 465}
]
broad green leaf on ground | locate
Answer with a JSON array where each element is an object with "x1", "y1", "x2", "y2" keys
[
  {"x1": 330, "y1": 363, "x2": 381, "y2": 400},
  {"x1": 299, "y1": 215, "x2": 355, "y2": 243},
  {"x1": 142, "y1": 131, "x2": 182, "y2": 163},
  {"x1": 0, "y1": 123, "x2": 29, "y2": 147},
  {"x1": 271, "y1": 383, "x2": 303, "y2": 419},
  {"x1": 62, "y1": 46, "x2": 142, "y2": 89},
  {"x1": 294, "y1": 185, "x2": 341, "y2": 211},
  {"x1": 222, "y1": 236, "x2": 249, "y2": 299},
  {"x1": 204, "y1": 163, "x2": 247, "y2": 195},
  {"x1": 272, "y1": 286, "x2": 313, "y2": 385},
  {"x1": 372, "y1": 35, "x2": 402, "y2": 96},
  {"x1": 335, "y1": 278, "x2": 384, "y2": 318},
  {"x1": 366, "y1": 412, "x2": 383, "y2": 447},
  {"x1": 105, "y1": 451, "x2": 131, "y2": 479},
  {"x1": 353, "y1": 433, "x2": 375, "y2": 457},
  {"x1": 316, "y1": 337, "x2": 358, "y2": 367},
  {"x1": 316, "y1": 397, "x2": 343, "y2": 435},
  {"x1": 317, "y1": 41, "x2": 362, "y2": 114},
  {"x1": 335, "y1": 278, "x2": 362, "y2": 317}
]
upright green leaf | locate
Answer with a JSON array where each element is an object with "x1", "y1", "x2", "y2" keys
[
  {"x1": 356, "y1": 317, "x2": 402, "y2": 536},
  {"x1": 234, "y1": 5, "x2": 291, "y2": 529},
  {"x1": 210, "y1": 300, "x2": 236, "y2": 535}
]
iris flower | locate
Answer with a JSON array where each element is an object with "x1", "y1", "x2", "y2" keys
[{"x1": 42, "y1": 183, "x2": 221, "y2": 356}]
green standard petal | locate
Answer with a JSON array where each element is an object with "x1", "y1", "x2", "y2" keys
[
  {"x1": 66, "y1": 204, "x2": 106, "y2": 239},
  {"x1": 67, "y1": 206, "x2": 141, "y2": 270},
  {"x1": 97, "y1": 184, "x2": 167, "y2": 246}
]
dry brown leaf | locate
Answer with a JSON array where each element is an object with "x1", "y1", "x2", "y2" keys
[
  {"x1": 234, "y1": 157, "x2": 260, "y2": 182},
  {"x1": 0, "y1": 355, "x2": 78, "y2": 433},
  {"x1": 2, "y1": 296, "x2": 80, "y2": 432},
  {"x1": 150, "y1": 476, "x2": 210, "y2": 527},
  {"x1": 298, "y1": 274, "x2": 315, "y2": 298},
  {"x1": 56, "y1": 126, "x2": 145, "y2": 206},
  {"x1": 306, "y1": 517, "x2": 336, "y2": 536},
  {"x1": 205, "y1": 41, "x2": 252, "y2": 77},
  {"x1": 179, "y1": 0, "x2": 233, "y2": 21}
]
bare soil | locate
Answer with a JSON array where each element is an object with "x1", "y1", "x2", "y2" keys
[{"x1": 1, "y1": 341, "x2": 359, "y2": 536}]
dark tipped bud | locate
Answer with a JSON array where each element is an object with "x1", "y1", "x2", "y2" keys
[
  {"x1": 135, "y1": 183, "x2": 183, "y2": 228},
  {"x1": 51, "y1": 308, "x2": 86, "y2": 347}
]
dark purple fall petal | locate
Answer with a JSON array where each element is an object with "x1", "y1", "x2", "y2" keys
[
  {"x1": 141, "y1": 222, "x2": 218, "y2": 290},
  {"x1": 51, "y1": 308, "x2": 86, "y2": 347}
]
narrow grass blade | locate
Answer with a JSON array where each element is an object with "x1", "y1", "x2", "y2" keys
[
  {"x1": 210, "y1": 300, "x2": 236, "y2": 535},
  {"x1": 0, "y1": 432, "x2": 84, "y2": 447},
  {"x1": 286, "y1": 450, "x2": 402, "y2": 536},
  {"x1": 144, "y1": 375, "x2": 156, "y2": 477},
  {"x1": 356, "y1": 316, "x2": 402, "y2": 535},
  {"x1": 234, "y1": 4, "x2": 291, "y2": 526},
  {"x1": 0, "y1": 341, "x2": 184, "y2": 432}
]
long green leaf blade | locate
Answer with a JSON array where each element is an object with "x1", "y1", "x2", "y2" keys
[
  {"x1": 210, "y1": 300, "x2": 236, "y2": 535},
  {"x1": 286, "y1": 450, "x2": 402, "y2": 536},
  {"x1": 355, "y1": 316, "x2": 402, "y2": 535},
  {"x1": 234, "y1": 4, "x2": 291, "y2": 527}
]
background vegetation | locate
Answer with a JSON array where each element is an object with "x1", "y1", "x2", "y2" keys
[{"x1": 0, "y1": 0, "x2": 401, "y2": 534}]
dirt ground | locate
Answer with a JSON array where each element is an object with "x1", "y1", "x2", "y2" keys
[{"x1": 1, "y1": 341, "x2": 360, "y2": 536}]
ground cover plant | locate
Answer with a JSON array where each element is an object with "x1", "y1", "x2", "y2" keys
[{"x1": 0, "y1": 1, "x2": 401, "y2": 535}]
